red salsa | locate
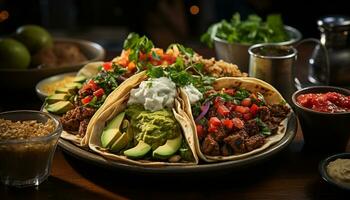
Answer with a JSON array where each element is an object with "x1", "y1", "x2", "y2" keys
[{"x1": 297, "y1": 92, "x2": 350, "y2": 113}]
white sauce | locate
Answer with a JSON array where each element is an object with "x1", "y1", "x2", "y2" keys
[
  {"x1": 182, "y1": 84, "x2": 203, "y2": 104},
  {"x1": 128, "y1": 77, "x2": 176, "y2": 111}
]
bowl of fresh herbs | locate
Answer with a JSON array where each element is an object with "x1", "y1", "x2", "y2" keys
[{"x1": 201, "y1": 13, "x2": 302, "y2": 73}]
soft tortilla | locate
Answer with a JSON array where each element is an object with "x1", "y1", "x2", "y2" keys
[
  {"x1": 180, "y1": 77, "x2": 291, "y2": 162},
  {"x1": 88, "y1": 75, "x2": 199, "y2": 166},
  {"x1": 58, "y1": 64, "x2": 147, "y2": 147}
]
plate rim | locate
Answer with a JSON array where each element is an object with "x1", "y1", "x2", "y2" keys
[
  {"x1": 57, "y1": 112, "x2": 297, "y2": 174},
  {"x1": 35, "y1": 72, "x2": 77, "y2": 99}
]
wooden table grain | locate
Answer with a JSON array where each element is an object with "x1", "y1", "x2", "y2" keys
[{"x1": 1, "y1": 45, "x2": 349, "y2": 200}]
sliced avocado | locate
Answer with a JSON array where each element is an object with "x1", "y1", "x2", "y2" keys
[
  {"x1": 110, "y1": 132, "x2": 128, "y2": 153},
  {"x1": 55, "y1": 87, "x2": 75, "y2": 94},
  {"x1": 110, "y1": 120, "x2": 130, "y2": 153},
  {"x1": 100, "y1": 112, "x2": 125, "y2": 148},
  {"x1": 73, "y1": 75, "x2": 86, "y2": 83},
  {"x1": 124, "y1": 140, "x2": 151, "y2": 159},
  {"x1": 65, "y1": 82, "x2": 82, "y2": 90},
  {"x1": 46, "y1": 101, "x2": 74, "y2": 115},
  {"x1": 152, "y1": 134, "x2": 182, "y2": 160},
  {"x1": 46, "y1": 93, "x2": 70, "y2": 104}
]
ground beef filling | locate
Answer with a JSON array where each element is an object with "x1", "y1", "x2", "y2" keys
[
  {"x1": 201, "y1": 104, "x2": 289, "y2": 156},
  {"x1": 60, "y1": 106, "x2": 95, "y2": 137}
]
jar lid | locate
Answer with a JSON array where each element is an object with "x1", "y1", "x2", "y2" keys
[{"x1": 318, "y1": 15, "x2": 350, "y2": 31}]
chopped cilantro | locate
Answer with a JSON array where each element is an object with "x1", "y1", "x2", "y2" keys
[
  {"x1": 234, "y1": 88, "x2": 250, "y2": 100},
  {"x1": 255, "y1": 118, "x2": 271, "y2": 135}
]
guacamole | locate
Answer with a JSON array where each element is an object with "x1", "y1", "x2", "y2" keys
[{"x1": 126, "y1": 104, "x2": 181, "y2": 150}]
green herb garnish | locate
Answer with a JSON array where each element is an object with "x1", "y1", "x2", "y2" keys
[
  {"x1": 201, "y1": 13, "x2": 289, "y2": 47},
  {"x1": 123, "y1": 33, "x2": 154, "y2": 63},
  {"x1": 255, "y1": 118, "x2": 271, "y2": 135}
]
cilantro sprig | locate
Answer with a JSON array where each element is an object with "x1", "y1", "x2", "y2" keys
[
  {"x1": 123, "y1": 33, "x2": 154, "y2": 63},
  {"x1": 146, "y1": 56, "x2": 214, "y2": 92}
]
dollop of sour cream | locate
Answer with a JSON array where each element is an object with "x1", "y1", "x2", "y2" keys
[
  {"x1": 182, "y1": 84, "x2": 203, "y2": 104},
  {"x1": 128, "y1": 77, "x2": 176, "y2": 112}
]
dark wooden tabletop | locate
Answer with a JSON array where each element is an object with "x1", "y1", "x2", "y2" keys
[{"x1": 1, "y1": 44, "x2": 350, "y2": 200}]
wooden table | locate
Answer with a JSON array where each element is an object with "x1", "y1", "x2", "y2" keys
[{"x1": 1, "y1": 45, "x2": 349, "y2": 200}]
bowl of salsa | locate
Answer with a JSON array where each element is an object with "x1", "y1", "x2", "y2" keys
[{"x1": 292, "y1": 86, "x2": 350, "y2": 151}]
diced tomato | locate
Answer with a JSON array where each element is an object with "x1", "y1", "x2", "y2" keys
[
  {"x1": 88, "y1": 80, "x2": 99, "y2": 91},
  {"x1": 243, "y1": 113, "x2": 253, "y2": 121},
  {"x1": 196, "y1": 124, "x2": 205, "y2": 138},
  {"x1": 222, "y1": 118, "x2": 234, "y2": 129},
  {"x1": 209, "y1": 117, "x2": 221, "y2": 126},
  {"x1": 139, "y1": 52, "x2": 147, "y2": 61},
  {"x1": 224, "y1": 88, "x2": 235, "y2": 96},
  {"x1": 232, "y1": 117, "x2": 244, "y2": 129},
  {"x1": 81, "y1": 95, "x2": 93, "y2": 105},
  {"x1": 208, "y1": 123, "x2": 218, "y2": 133},
  {"x1": 127, "y1": 61, "x2": 136, "y2": 72},
  {"x1": 162, "y1": 54, "x2": 176, "y2": 64},
  {"x1": 241, "y1": 98, "x2": 252, "y2": 107},
  {"x1": 250, "y1": 104, "x2": 259, "y2": 115},
  {"x1": 102, "y1": 62, "x2": 112, "y2": 71},
  {"x1": 93, "y1": 88, "x2": 104, "y2": 97},
  {"x1": 217, "y1": 104, "x2": 230, "y2": 116},
  {"x1": 235, "y1": 106, "x2": 249, "y2": 114},
  {"x1": 225, "y1": 102, "x2": 236, "y2": 111}
]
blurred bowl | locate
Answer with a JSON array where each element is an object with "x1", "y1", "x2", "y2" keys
[
  {"x1": 291, "y1": 86, "x2": 350, "y2": 152},
  {"x1": 319, "y1": 153, "x2": 350, "y2": 190},
  {"x1": 0, "y1": 37, "x2": 105, "y2": 90},
  {"x1": 214, "y1": 25, "x2": 302, "y2": 73},
  {"x1": 0, "y1": 110, "x2": 62, "y2": 187}
]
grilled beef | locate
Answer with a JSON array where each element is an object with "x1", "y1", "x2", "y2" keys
[
  {"x1": 60, "y1": 106, "x2": 95, "y2": 137},
  {"x1": 245, "y1": 134, "x2": 265, "y2": 151},
  {"x1": 201, "y1": 134, "x2": 220, "y2": 156}
]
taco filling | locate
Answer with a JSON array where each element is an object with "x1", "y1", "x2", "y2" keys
[
  {"x1": 99, "y1": 77, "x2": 195, "y2": 162},
  {"x1": 192, "y1": 87, "x2": 290, "y2": 156}
]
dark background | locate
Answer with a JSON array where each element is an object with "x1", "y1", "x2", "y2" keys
[{"x1": 1, "y1": 0, "x2": 349, "y2": 51}]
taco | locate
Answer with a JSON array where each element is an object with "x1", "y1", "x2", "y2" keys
[
  {"x1": 88, "y1": 71, "x2": 198, "y2": 166},
  {"x1": 179, "y1": 77, "x2": 291, "y2": 162},
  {"x1": 45, "y1": 33, "x2": 179, "y2": 146}
]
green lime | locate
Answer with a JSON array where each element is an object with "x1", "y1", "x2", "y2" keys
[
  {"x1": 0, "y1": 38, "x2": 31, "y2": 69},
  {"x1": 15, "y1": 25, "x2": 53, "y2": 54}
]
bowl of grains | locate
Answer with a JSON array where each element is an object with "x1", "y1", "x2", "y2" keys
[{"x1": 0, "y1": 110, "x2": 62, "y2": 187}]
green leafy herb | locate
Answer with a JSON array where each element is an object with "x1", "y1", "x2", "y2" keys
[
  {"x1": 151, "y1": 51, "x2": 161, "y2": 61},
  {"x1": 146, "y1": 66, "x2": 165, "y2": 78},
  {"x1": 255, "y1": 118, "x2": 271, "y2": 135},
  {"x1": 175, "y1": 57, "x2": 184, "y2": 70},
  {"x1": 201, "y1": 13, "x2": 289, "y2": 47},
  {"x1": 179, "y1": 139, "x2": 195, "y2": 161},
  {"x1": 123, "y1": 33, "x2": 154, "y2": 63},
  {"x1": 234, "y1": 88, "x2": 250, "y2": 100}
]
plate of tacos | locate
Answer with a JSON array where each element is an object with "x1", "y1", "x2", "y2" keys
[{"x1": 42, "y1": 33, "x2": 297, "y2": 173}]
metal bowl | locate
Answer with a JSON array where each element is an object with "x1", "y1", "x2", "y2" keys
[
  {"x1": 0, "y1": 38, "x2": 105, "y2": 90},
  {"x1": 214, "y1": 25, "x2": 302, "y2": 73}
]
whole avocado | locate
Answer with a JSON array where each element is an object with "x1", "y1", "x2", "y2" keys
[
  {"x1": 15, "y1": 25, "x2": 53, "y2": 54},
  {"x1": 0, "y1": 38, "x2": 31, "y2": 69}
]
